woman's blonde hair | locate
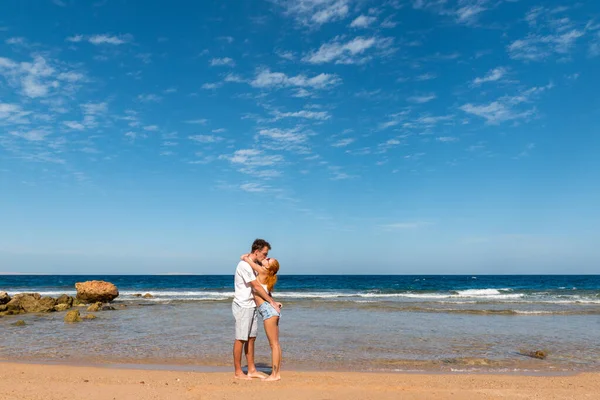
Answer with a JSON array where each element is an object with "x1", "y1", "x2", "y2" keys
[{"x1": 264, "y1": 259, "x2": 279, "y2": 293}]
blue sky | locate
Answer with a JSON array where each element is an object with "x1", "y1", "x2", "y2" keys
[{"x1": 1, "y1": 0, "x2": 599, "y2": 275}]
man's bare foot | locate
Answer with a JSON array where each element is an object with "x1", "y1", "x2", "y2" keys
[
  {"x1": 234, "y1": 374, "x2": 252, "y2": 380},
  {"x1": 264, "y1": 375, "x2": 281, "y2": 382},
  {"x1": 247, "y1": 371, "x2": 268, "y2": 379}
]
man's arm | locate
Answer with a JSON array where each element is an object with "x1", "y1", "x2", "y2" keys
[{"x1": 249, "y1": 280, "x2": 281, "y2": 313}]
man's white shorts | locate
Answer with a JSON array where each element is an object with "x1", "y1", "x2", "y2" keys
[{"x1": 232, "y1": 301, "x2": 258, "y2": 341}]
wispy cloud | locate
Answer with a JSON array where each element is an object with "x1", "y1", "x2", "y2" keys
[
  {"x1": 250, "y1": 69, "x2": 340, "y2": 89},
  {"x1": 379, "y1": 221, "x2": 432, "y2": 230},
  {"x1": 350, "y1": 15, "x2": 376, "y2": 28},
  {"x1": 184, "y1": 119, "x2": 208, "y2": 125},
  {"x1": 220, "y1": 148, "x2": 284, "y2": 178},
  {"x1": 303, "y1": 36, "x2": 394, "y2": 64},
  {"x1": 332, "y1": 138, "x2": 355, "y2": 147},
  {"x1": 67, "y1": 34, "x2": 133, "y2": 45},
  {"x1": 240, "y1": 182, "x2": 270, "y2": 193},
  {"x1": 407, "y1": 93, "x2": 436, "y2": 104},
  {"x1": 460, "y1": 83, "x2": 553, "y2": 124},
  {"x1": 274, "y1": 0, "x2": 351, "y2": 28},
  {"x1": 508, "y1": 7, "x2": 587, "y2": 61},
  {"x1": 472, "y1": 67, "x2": 507, "y2": 85},
  {"x1": 210, "y1": 57, "x2": 235, "y2": 67},
  {"x1": 257, "y1": 127, "x2": 310, "y2": 153},
  {"x1": 137, "y1": 94, "x2": 162, "y2": 102},
  {"x1": 188, "y1": 134, "x2": 224, "y2": 143},
  {"x1": 272, "y1": 109, "x2": 331, "y2": 121}
]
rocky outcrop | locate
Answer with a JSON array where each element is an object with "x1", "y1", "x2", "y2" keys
[
  {"x1": 5, "y1": 293, "x2": 56, "y2": 313},
  {"x1": 13, "y1": 320, "x2": 26, "y2": 326},
  {"x1": 56, "y1": 294, "x2": 74, "y2": 307},
  {"x1": 87, "y1": 302, "x2": 102, "y2": 312},
  {"x1": 75, "y1": 281, "x2": 119, "y2": 303},
  {"x1": 142, "y1": 293, "x2": 153, "y2": 298},
  {"x1": 0, "y1": 291, "x2": 10, "y2": 305},
  {"x1": 83, "y1": 314, "x2": 97, "y2": 320},
  {"x1": 54, "y1": 303, "x2": 71, "y2": 312},
  {"x1": 64, "y1": 310, "x2": 82, "y2": 323}
]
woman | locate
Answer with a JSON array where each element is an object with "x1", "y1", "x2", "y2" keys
[{"x1": 241, "y1": 254, "x2": 282, "y2": 381}]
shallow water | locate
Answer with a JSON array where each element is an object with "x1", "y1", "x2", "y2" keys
[{"x1": 2, "y1": 275, "x2": 600, "y2": 373}]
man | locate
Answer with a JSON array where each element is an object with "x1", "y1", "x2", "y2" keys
[{"x1": 232, "y1": 238, "x2": 281, "y2": 380}]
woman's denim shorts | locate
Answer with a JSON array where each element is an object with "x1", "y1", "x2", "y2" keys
[{"x1": 257, "y1": 302, "x2": 281, "y2": 321}]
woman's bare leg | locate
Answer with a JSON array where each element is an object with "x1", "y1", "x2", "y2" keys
[{"x1": 263, "y1": 316, "x2": 281, "y2": 381}]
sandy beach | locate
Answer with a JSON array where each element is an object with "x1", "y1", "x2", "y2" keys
[{"x1": 0, "y1": 362, "x2": 597, "y2": 400}]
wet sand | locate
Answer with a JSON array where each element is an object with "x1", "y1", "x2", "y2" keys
[{"x1": 0, "y1": 362, "x2": 598, "y2": 400}]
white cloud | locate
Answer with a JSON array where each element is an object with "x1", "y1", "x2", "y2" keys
[
  {"x1": 6, "y1": 37, "x2": 26, "y2": 45},
  {"x1": 380, "y1": 221, "x2": 431, "y2": 229},
  {"x1": 412, "y1": 0, "x2": 492, "y2": 25},
  {"x1": 250, "y1": 69, "x2": 340, "y2": 89},
  {"x1": 188, "y1": 135, "x2": 224, "y2": 143},
  {"x1": 508, "y1": 31, "x2": 584, "y2": 61},
  {"x1": 210, "y1": 57, "x2": 235, "y2": 67},
  {"x1": 415, "y1": 73, "x2": 437, "y2": 81},
  {"x1": 332, "y1": 138, "x2": 355, "y2": 147},
  {"x1": 137, "y1": 94, "x2": 162, "y2": 102},
  {"x1": 240, "y1": 183, "x2": 270, "y2": 193},
  {"x1": 461, "y1": 82, "x2": 553, "y2": 124},
  {"x1": 460, "y1": 102, "x2": 533, "y2": 125},
  {"x1": 303, "y1": 36, "x2": 393, "y2": 64},
  {"x1": 57, "y1": 71, "x2": 85, "y2": 82},
  {"x1": 509, "y1": 7, "x2": 587, "y2": 61},
  {"x1": 63, "y1": 121, "x2": 85, "y2": 130},
  {"x1": 273, "y1": 110, "x2": 330, "y2": 121},
  {"x1": 143, "y1": 125, "x2": 159, "y2": 131},
  {"x1": 257, "y1": 128, "x2": 310, "y2": 152},
  {"x1": 472, "y1": 67, "x2": 507, "y2": 85},
  {"x1": 67, "y1": 34, "x2": 132, "y2": 45},
  {"x1": 184, "y1": 119, "x2": 208, "y2": 125},
  {"x1": 9, "y1": 128, "x2": 52, "y2": 141},
  {"x1": 275, "y1": 0, "x2": 350, "y2": 28},
  {"x1": 350, "y1": 15, "x2": 376, "y2": 28},
  {"x1": 224, "y1": 73, "x2": 245, "y2": 83},
  {"x1": 0, "y1": 55, "x2": 63, "y2": 99},
  {"x1": 437, "y1": 136, "x2": 458, "y2": 142},
  {"x1": 202, "y1": 82, "x2": 222, "y2": 90},
  {"x1": 220, "y1": 149, "x2": 284, "y2": 178},
  {"x1": 407, "y1": 94, "x2": 436, "y2": 103}
]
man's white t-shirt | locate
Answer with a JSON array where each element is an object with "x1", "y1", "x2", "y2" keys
[{"x1": 233, "y1": 260, "x2": 257, "y2": 308}]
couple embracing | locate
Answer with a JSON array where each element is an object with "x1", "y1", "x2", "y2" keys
[{"x1": 232, "y1": 239, "x2": 282, "y2": 381}]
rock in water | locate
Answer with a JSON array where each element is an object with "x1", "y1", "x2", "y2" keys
[
  {"x1": 0, "y1": 292, "x2": 10, "y2": 305},
  {"x1": 56, "y1": 294, "x2": 74, "y2": 307},
  {"x1": 142, "y1": 293, "x2": 153, "y2": 298},
  {"x1": 64, "y1": 310, "x2": 82, "y2": 323},
  {"x1": 75, "y1": 281, "x2": 119, "y2": 303},
  {"x1": 54, "y1": 303, "x2": 71, "y2": 312},
  {"x1": 13, "y1": 320, "x2": 26, "y2": 326},
  {"x1": 83, "y1": 314, "x2": 97, "y2": 320},
  {"x1": 87, "y1": 302, "x2": 102, "y2": 312},
  {"x1": 6, "y1": 293, "x2": 56, "y2": 313}
]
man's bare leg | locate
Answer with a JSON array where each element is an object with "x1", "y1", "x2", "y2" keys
[
  {"x1": 245, "y1": 337, "x2": 267, "y2": 378},
  {"x1": 233, "y1": 340, "x2": 251, "y2": 380},
  {"x1": 263, "y1": 317, "x2": 281, "y2": 381}
]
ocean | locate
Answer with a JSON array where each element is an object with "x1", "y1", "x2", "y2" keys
[{"x1": 2, "y1": 275, "x2": 600, "y2": 373}]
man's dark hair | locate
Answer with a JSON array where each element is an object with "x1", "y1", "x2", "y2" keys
[{"x1": 251, "y1": 239, "x2": 271, "y2": 253}]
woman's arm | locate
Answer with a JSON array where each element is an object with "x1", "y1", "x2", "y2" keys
[{"x1": 241, "y1": 254, "x2": 266, "y2": 275}]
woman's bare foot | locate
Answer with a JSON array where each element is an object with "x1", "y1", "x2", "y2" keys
[
  {"x1": 234, "y1": 374, "x2": 252, "y2": 380},
  {"x1": 247, "y1": 371, "x2": 267, "y2": 379},
  {"x1": 264, "y1": 375, "x2": 281, "y2": 382}
]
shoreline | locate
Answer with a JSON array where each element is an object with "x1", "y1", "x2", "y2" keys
[
  {"x1": 0, "y1": 358, "x2": 590, "y2": 377},
  {"x1": 0, "y1": 361, "x2": 598, "y2": 400}
]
